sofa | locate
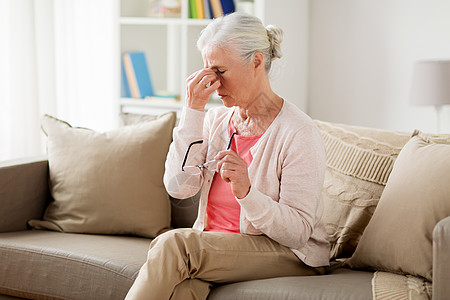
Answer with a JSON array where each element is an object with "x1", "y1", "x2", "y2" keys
[{"x1": 0, "y1": 112, "x2": 449, "y2": 300}]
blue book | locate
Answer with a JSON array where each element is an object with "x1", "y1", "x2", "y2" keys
[
  {"x1": 122, "y1": 52, "x2": 154, "y2": 99},
  {"x1": 219, "y1": 0, "x2": 235, "y2": 15},
  {"x1": 121, "y1": 60, "x2": 130, "y2": 97}
]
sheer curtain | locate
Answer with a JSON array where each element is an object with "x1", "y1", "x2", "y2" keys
[{"x1": 0, "y1": 0, "x2": 116, "y2": 162}]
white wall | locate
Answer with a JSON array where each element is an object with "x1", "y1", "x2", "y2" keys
[
  {"x1": 308, "y1": 0, "x2": 450, "y2": 133},
  {"x1": 262, "y1": 0, "x2": 309, "y2": 111}
]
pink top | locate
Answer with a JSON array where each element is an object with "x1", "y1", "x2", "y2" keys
[{"x1": 205, "y1": 121, "x2": 263, "y2": 233}]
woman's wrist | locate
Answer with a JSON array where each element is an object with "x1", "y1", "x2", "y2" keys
[
  {"x1": 235, "y1": 184, "x2": 251, "y2": 199},
  {"x1": 185, "y1": 98, "x2": 207, "y2": 111},
  {"x1": 187, "y1": 104, "x2": 206, "y2": 111}
]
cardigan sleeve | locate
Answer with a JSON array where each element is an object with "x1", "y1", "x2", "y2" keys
[{"x1": 163, "y1": 107, "x2": 208, "y2": 199}]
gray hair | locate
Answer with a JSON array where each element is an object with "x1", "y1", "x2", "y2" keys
[{"x1": 197, "y1": 12, "x2": 284, "y2": 72}]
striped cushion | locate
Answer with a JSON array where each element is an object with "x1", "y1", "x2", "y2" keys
[{"x1": 314, "y1": 120, "x2": 410, "y2": 259}]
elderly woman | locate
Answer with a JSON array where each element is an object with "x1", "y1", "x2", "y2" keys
[{"x1": 125, "y1": 12, "x2": 329, "y2": 300}]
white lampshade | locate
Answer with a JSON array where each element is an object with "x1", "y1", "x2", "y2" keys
[{"x1": 410, "y1": 60, "x2": 450, "y2": 106}]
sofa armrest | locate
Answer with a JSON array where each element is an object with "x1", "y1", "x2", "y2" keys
[
  {"x1": 0, "y1": 156, "x2": 50, "y2": 233},
  {"x1": 433, "y1": 216, "x2": 450, "y2": 300}
]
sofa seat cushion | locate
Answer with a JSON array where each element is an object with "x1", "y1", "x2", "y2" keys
[
  {"x1": 209, "y1": 268, "x2": 373, "y2": 300},
  {"x1": 0, "y1": 230, "x2": 150, "y2": 300},
  {"x1": 1, "y1": 231, "x2": 374, "y2": 300}
]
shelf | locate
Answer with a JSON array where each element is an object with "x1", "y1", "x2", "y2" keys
[
  {"x1": 119, "y1": 97, "x2": 223, "y2": 115},
  {"x1": 120, "y1": 17, "x2": 182, "y2": 25},
  {"x1": 185, "y1": 18, "x2": 213, "y2": 26},
  {"x1": 120, "y1": 17, "x2": 212, "y2": 26},
  {"x1": 120, "y1": 97, "x2": 183, "y2": 109},
  {"x1": 117, "y1": 0, "x2": 263, "y2": 121}
]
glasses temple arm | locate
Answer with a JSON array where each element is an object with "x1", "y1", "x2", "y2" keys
[
  {"x1": 181, "y1": 140, "x2": 204, "y2": 171},
  {"x1": 226, "y1": 132, "x2": 237, "y2": 150}
]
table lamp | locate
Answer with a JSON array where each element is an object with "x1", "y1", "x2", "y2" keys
[{"x1": 410, "y1": 60, "x2": 450, "y2": 133}]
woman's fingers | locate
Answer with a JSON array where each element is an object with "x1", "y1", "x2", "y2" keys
[
  {"x1": 188, "y1": 68, "x2": 217, "y2": 87},
  {"x1": 214, "y1": 149, "x2": 238, "y2": 160},
  {"x1": 198, "y1": 74, "x2": 219, "y2": 89},
  {"x1": 186, "y1": 68, "x2": 220, "y2": 110},
  {"x1": 215, "y1": 150, "x2": 241, "y2": 170},
  {"x1": 220, "y1": 169, "x2": 232, "y2": 183},
  {"x1": 215, "y1": 150, "x2": 251, "y2": 198},
  {"x1": 208, "y1": 80, "x2": 221, "y2": 91}
]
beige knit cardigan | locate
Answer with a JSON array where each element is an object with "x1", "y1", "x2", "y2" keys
[{"x1": 163, "y1": 100, "x2": 330, "y2": 267}]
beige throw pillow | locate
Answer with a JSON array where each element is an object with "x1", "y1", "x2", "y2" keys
[
  {"x1": 315, "y1": 120, "x2": 410, "y2": 259},
  {"x1": 347, "y1": 133, "x2": 450, "y2": 280},
  {"x1": 29, "y1": 112, "x2": 176, "y2": 238}
]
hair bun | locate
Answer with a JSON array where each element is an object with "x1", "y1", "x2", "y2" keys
[{"x1": 266, "y1": 25, "x2": 284, "y2": 61}]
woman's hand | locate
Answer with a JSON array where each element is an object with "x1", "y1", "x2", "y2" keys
[
  {"x1": 215, "y1": 150, "x2": 251, "y2": 199},
  {"x1": 186, "y1": 68, "x2": 221, "y2": 111}
]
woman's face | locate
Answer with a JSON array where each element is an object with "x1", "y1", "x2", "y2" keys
[{"x1": 202, "y1": 46, "x2": 259, "y2": 108}]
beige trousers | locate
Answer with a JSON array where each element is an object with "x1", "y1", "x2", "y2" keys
[{"x1": 125, "y1": 228, "x2": 325, "y2": 300}]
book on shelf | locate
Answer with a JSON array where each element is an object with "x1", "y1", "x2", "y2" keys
[
  {"x1": 209, "y1": 0, "x2": 223, "y2": 18},
  {"x1": 121, "y1": 60, "x2": 131, "y2": 98},
  {"x1": 189, "y1": 0, "x2": 198, "y2": 18},
  {"x1": 189, "y1": 0, "x2": 235, "y2": 19},
  {"x1": 203, "y1": 0, "x2": 212, "y2": 19},
  {"x1": 122, "y1": 51, "x2": 154, "y2": 99},
  {"x1": 196, "y1": 0, "x2": 205, "y2": 19},
  {"x1": 219, "y1": 0, "x2": 235, "y2": 15}
]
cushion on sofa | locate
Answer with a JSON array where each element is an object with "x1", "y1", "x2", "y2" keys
[
  {"x1": 314, "y1": 120, "x2": 410, "y2": 259},
  {"x1": 119, "y1": 112, "x2": 199, "y2": 229},
  {"x1": 120, "y1": 112, "x2": 159, "y2": 126},
  {"x1": 29, "y1": 112, "x2": 176, "y2": 238},
  {"x1": 347, "y1": 132, "x2": 450, "y2": 281}
]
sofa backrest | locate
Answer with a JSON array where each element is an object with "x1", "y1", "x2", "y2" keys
[
  {"x1": 166, "y1": 119, "x2": 416, "y2": 247},
  {"x1": 0, "y1": 114, "x2": 419, "y2": 255},
  {"x1": 120, "y1": 112, "x2": 415, "y2": 249}
]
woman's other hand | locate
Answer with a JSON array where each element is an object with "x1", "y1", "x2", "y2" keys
[
  {"x1": 186, "y1": 68, "x2": 221, "y2": 111},
  {"x1": 215, "y1": 150, "x2": 251, "y2": 199}
]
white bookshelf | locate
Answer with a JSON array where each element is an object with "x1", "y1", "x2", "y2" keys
[
  {"x1": 116, "y1": 0, "x2": 310, "y2": 120},
  {"x1": 117, "y1": 0, "x2": 263, "y2": 117}
]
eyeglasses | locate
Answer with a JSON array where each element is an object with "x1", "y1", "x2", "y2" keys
[{"x1": 182, "y1": 132, "x2": 236, "y2": 175}]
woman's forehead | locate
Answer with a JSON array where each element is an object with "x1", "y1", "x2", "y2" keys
[{"x1": 202, "y1": 46, "x2": 238, "y2": 68}]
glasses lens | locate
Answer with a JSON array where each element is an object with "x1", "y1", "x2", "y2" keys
[
  {"x1": 183, "y1": 166, "x2": 201, "y2": 175},
  {"x1": 203, "y1": 160, "x2": 219, "y2": 172}
]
